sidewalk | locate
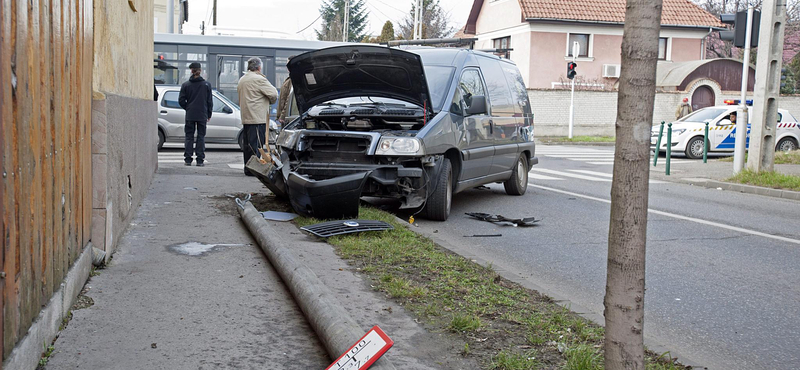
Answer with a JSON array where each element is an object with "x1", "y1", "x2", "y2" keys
[{"x1": 45, "y1": 149, "x2": 473, "y2": 369}]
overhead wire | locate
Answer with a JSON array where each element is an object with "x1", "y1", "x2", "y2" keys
[{"x1": 296, "y1": 13, "x2": 324, "y2": 34}]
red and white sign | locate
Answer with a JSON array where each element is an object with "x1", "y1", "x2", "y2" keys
[{"x1": 325, "y1": 326, "x2": 394, "y2": 370}]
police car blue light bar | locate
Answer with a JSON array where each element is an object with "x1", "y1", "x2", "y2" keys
[{"x1": 724, "y1": 99, "x2": 753, "y2": 105}]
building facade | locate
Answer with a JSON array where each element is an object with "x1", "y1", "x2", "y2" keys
[{"x1": 461, "y1": 0, "x2": 723, "y2": 90}]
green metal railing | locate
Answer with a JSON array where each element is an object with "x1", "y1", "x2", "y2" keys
[
  {"x1": 653, "y1": 121, "x2": 665, "y2": 167},
  {"x1": 665, "y1": 123, "x2": 672, "y2": 176},
  {"x1": 703, "y1": 122, "x2": 709, "y2": 163}
]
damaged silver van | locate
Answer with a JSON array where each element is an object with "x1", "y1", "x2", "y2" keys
[{"x1": 267, "y1": 45, "x2": 537, "y2": 221}]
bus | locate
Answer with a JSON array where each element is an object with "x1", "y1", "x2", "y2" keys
[{"x1": 154, "y1": 33, "x2": 347, "y2": 113}]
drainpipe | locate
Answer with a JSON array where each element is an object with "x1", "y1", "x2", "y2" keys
[
  {"x1": 167, "y1": 0, "x2": 174, "y2": 34},
  {"x1": 701, "y1": 27, "x2": 713, "y2": 60}
]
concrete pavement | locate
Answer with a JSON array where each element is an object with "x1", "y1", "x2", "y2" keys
[{"x1": 45, "y1": 145, "x2": 474, "y2": 370}]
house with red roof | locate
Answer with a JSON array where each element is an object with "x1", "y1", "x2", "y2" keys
[{"x1": 460, "y1": 0, "x2": 724, "y2": 89}]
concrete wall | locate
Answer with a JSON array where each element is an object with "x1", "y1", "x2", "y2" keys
[
  {"x1": 93, "y1": 0, "x2": 153, "y2": 100},
  {"x1": 671, "y1": 38, "x2": 702, "y2": 61},
  {"x1": 92, "y1": 0, "x2": 157, "y2": 259},
  {"x1": 529, "y1": 89, "x2": 800, "y2": 137},
  {"x1": 475, "y1": 0, "x2": 524, "y2": 33}
]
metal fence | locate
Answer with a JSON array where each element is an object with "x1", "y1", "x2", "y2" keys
[{"x1": 0, "y1": 0, "x2": 93, "y2": 359}]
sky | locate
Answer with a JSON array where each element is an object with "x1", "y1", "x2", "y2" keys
[{"x1": 182, "y1": 0, "x2": 472, "y2": 40}]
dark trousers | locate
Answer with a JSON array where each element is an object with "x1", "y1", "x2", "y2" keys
[
  {"x1": 242, "y1": 123, "x2": 266, "y2": 174},
  {"x1": 184, "y1": 120, "x2": 207, "y2": 163}
]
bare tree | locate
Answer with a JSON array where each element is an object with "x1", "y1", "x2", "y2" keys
[{"x1": 604, "y1": 0, "x2": 663, "y2": 369}]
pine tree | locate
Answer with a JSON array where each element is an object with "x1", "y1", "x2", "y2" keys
[
  {"x1": 397, "y1": 0, "x2": 454, "y2": 39},
  {"x1": 316, "y1": 0, "x2": 370, "y2": 42},
  {"x1": 379, "y1": 21, "x2": 395, "y2": 43}
]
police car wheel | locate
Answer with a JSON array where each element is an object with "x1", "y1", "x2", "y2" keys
[
  {"x1": 684, "y1": 136, "x2": 705, "y2": 159},
  {"x1": 776, "y1": 138, "x2": 797, "y2": 152}
]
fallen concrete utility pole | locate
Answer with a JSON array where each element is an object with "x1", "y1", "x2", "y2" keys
[{"x1": 237, "y1": 199, "x2": 396, "y2": 370}]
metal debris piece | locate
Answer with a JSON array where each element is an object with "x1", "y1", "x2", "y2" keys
[
  {"x1": 465, "y1": 212, "x2": 540, "y2": 227},
  {"x1": 464, "y1": 234, "x2": 503, "y2": 238},
  {"x1": 301, "y1": 220, "x2": 394, "y2": 238},
  {"x1": 261, "y1": 211, "x2": 299, "y2": 222}
]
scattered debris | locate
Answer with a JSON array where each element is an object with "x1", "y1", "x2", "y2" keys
[
  {"x1": 475, "y1": 185, "x2": 490, "y2": 190},
  {"x1": 465, "y1": 212, "x2": 540, "y2": 227},
  {"x1": 301, "y1": 220, "x2": 394, "y2": 238},
  {"x1": 261, "y1": 211, "x2": 299, "y2": 222},
  {"x1": 151, "y1": 343, "x2": 157, "y2": 349},
  {"x1": 183, "y1": 187, "x2": 197, "y2": 191},
  {"x1": 464, "y1": 234, "x2": 503, "y2": 238}
]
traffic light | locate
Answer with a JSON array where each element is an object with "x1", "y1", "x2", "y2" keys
[
  {"x1": 567, "y1": 62, "x2": 577, "y2": 80},
  {"x1": 719, "y1": 10, "x2": 760, "y2": 48}
]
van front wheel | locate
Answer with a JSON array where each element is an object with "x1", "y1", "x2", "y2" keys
[
  {"x1": 424, "y1": 158, "x2": 452, "y2": 221},
  {"x1": 504, "y1": 154, "x2": 528, "y2": 195}
]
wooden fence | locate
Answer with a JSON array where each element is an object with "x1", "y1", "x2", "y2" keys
[{"x1": 0, "y1": 0, "x2": 93, "y2": 360}]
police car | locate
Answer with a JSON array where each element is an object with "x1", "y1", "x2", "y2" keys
[{"x1": 651, "y1": 101, "x2": 800, "y2": 159}]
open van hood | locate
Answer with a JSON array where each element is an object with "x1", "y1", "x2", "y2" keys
[{"x1": 288, "y1": 45, "x2": 433, "y2": 114}]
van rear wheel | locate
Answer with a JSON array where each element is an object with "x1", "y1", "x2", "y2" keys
[
  {"x1": 424, "y1": 158, "x2": 452, "y2": 221},
  {"x1": 504, "y1": 154, "x2": 528, "y2": 195}
]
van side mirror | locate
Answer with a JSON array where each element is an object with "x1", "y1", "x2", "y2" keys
[
  {"x1": 222, "y1": 106, "x2": 233, "y2": 114},
  {"x1": 465, "y1": 95, "x2": 487, "y2": 115}
]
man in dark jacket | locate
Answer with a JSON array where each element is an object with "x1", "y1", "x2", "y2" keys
[{"x1": 179, "y1": 62, "x2": 213, "y2": 166}]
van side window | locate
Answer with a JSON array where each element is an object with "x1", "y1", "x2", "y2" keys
[
  {"x1": 477, "y1": 58, "x2": 515, "y2": 115},
  {"x1": 161, "y1": 91, "x2": 181, "y2": 109},
  {"x1": 451, "y1": 69, "x2": 486, "y2": 116},
  {"x1": 502, "y1": 65, "x2": 529, "y2": 115}
]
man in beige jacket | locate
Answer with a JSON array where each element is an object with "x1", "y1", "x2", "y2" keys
[{"x1": 237, "y1": 57, "x2": 278, "y2": 176}]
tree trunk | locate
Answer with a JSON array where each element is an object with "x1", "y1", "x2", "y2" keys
[{"x1": 604, "y1": 1, "x2": 663, "y2": 369}]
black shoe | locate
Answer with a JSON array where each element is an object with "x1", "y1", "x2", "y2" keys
[
  {"x1": 196, "y1": 162, "x2": 205, "y2": 167},
  {"x1": 184, "y1": 162, "x2": 192, "y2": 166}
]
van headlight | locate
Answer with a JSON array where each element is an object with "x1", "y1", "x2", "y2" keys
[
  {"x1": 276, "y1": 129, "x2": 299, "y2": 148},
  {"x1": 376, "y1": 137, "x2": 425, "y2": 156}
]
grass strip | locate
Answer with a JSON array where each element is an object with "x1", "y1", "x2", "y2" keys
[
  {"x1": 726, "y1": 170, "x2": 800, "y2": 191},
  {"x1": 296, "y1": 207, "x2": 686, "y2": 370},
  {"x1": 719, "y1": 150, "x2": 800, "y2": 164}
]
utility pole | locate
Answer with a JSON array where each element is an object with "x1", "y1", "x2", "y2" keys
[
  {"x1": 212, "y1": 0, "x2": 217, "y2": 26},
  {"x1": 201, "y1": 21, "x2": 205, "y2": 35},
  {"x1": 748, "y1": 0, "x2": 788, "y2": 172},
  {"x1": 568, "y1": 41, "x2": 579, "y2": 139},
  {"x1": 343, "y1": 0, "x2": 350, "y2": 42},
  {"x1": 413, "y1": 0, "x2": 420, "y2": 39},
  {"x1": 732, "y1": 5, "x2": 754, "y2": 175},
  {"x1": 167, "y1": 0, "x2": 175, "y2": 33}
]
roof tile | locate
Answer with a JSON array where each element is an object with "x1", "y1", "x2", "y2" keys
[{"x1": 518, "y1": 0, "x2": 723, "y2": 27}]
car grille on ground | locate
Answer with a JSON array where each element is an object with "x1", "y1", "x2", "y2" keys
[{"x1": 300, "y1": 220, "x2": 394, "y2": 238}]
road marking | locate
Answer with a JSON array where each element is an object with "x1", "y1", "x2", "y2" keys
[
  {"x1": 569, "y1": 170, "x2": 612, "y2": 178},
  {"x1": 228, "y1": 163, "x2": 245, "y2": 169},
  {"x1": 546, "y1": 154, "x2": 615, "y2": 158},
  {"x1": 568, "y1": 170, "x2": 667, "y2": 184},
  {"x1": 587, "y1": 162, "x2": 616, "y2": 165},
  {"x1": 529, "y1": 184, "x2": 800, "y2": 246},
  {"x1": 158, "y1": 160, "x2": 188, "y2": 163},
  {"x1": 529, "y1": 173, "x2": 564, "y2": 181},
  {"x1": 530, "y1": 168, "x2": 610, "y2": 182}
]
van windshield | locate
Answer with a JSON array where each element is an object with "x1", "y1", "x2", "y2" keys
[{"x1": 424, "y1": 66, "x2": 455, "y2": 112}]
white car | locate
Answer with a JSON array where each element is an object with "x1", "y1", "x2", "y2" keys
[
  {"x1": 156, "y1": 85, "x2": 280, "y2": 151},
  {"x1": 651, "y1": 104, "x2": 800, "y2": 159}
]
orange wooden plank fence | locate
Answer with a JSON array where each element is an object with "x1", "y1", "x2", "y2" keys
[{"x1": 0, "y1": 0, "x2": 93, "y2": 361}]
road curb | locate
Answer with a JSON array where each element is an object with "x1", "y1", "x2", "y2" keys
[
  {"x1": 682, "y1": 178, "x2": 800, "y2": 201},
  {"x1": 392, "y1": 214, "x2": 708, "y2": 369},
  {"x1": 238, "y1": 201, "x2": 395, "y2": 370}
]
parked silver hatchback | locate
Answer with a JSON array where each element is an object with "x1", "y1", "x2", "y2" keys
[{"x1": 156, "y1": 85, "x2": 279, "y2": 150}]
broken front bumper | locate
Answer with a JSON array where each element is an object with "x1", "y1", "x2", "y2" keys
[{"x1": 250, "y1": 157, "x2": 428, "y2": 219}]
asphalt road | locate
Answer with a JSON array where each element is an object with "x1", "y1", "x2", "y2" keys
[{"x1": 409, "y1": 145, "x2": 800, "y2": 370}]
